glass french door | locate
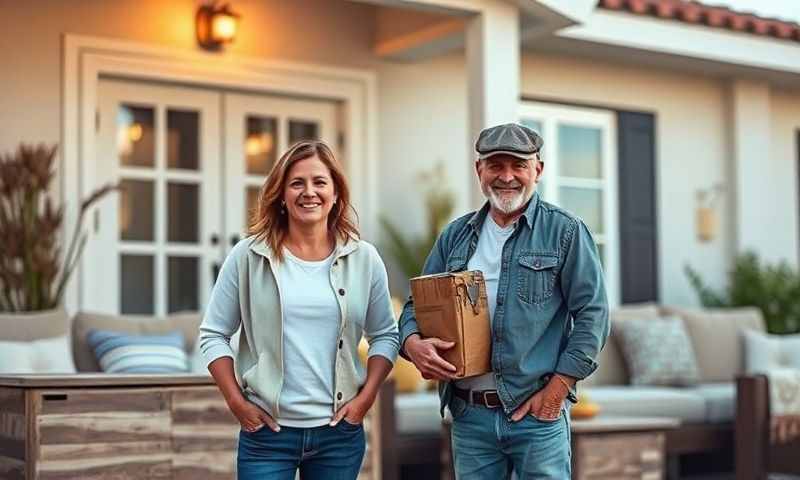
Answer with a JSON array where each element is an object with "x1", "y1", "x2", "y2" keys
[
  {"x1": 89, "y1": 79, "x2": 338, "y2": 315},
  {"x1": 223, "y1": 92, "x2": 338, "y2": 244},
  {"x1": 519, "y1": 102, "x2": 620, "y2": 306}
]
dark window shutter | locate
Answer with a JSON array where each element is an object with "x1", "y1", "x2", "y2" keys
[{"x1": 617, "y1": 111, "x2": 658, "y2": 303}]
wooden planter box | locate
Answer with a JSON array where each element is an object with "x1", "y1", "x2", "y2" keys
[{"x1": 0, "y1": 375, "x2": 383, "y2": 480}]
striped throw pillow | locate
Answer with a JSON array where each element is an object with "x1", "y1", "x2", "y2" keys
[{"x1": 86, "y1": 329, "x2": 189, "y2": 373}]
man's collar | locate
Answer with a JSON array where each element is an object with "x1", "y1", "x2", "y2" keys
[{"x1": 468, "y1": 191, "x2": 540, "y2": 231}]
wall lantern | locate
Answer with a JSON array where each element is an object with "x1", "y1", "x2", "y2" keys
[
  {"x1": 696, "y1": 183, "x2": 725, "y2": 243},
  {"x1": 196, "y1": 3, "x2": 240, "y2": 51}
]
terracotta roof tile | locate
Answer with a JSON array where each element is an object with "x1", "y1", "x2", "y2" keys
[{"x1": 598, "y1": 0, "x2": 800, "y2": 43}]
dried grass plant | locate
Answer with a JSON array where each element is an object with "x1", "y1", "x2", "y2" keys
[{"x1": 0, "y1": 144, "x2": 116, "y2": 311}]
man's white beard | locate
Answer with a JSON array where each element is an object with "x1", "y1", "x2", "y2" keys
[{"x1": 485, "y1": 184, "x2": 535, "y2": 214}]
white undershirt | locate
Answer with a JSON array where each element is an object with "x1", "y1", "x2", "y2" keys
[
  {"x1": 455, "y1": 215, "x2": 515, "y2": 392},
  {"x1": 277, "y1": 248, "x2": 340, "y2": 427}
]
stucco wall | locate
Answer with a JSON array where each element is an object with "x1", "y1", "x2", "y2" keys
[
  {"x1": 769, "y1": 88, "x2": 800, "y2": 268},
  {"x1": 520, "y1": 52, "x2": 732, "y2": 305},
  {"x1": 1, "y1": 0, "x2": 797, "y2": 305},
  {"x1": 0, "y1": 0, "x2": 377, "y2": 191}
]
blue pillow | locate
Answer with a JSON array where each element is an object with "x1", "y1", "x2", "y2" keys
[{"x1": 86, "y1": 329, "x2": 188, "y2": 373}]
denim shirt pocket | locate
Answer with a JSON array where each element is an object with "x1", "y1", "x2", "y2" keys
[{"x1": 516, "y1": 252, "x2": 559, "y2": 306}]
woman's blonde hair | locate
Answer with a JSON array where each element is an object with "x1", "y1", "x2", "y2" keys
[{"x1": 247, "y1": 140, "x2": 358, "y2": 260}]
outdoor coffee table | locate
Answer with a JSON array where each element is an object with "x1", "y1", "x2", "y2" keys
[
  {"x1": 570, "y1": 415, "x2": 680, "y2": 480},
  {"x1": 440, "y1": 413, "x2": 680, "y2": 480},
  {"x1": 0, "y1": 374, "x2": 385, "y2": 480}
]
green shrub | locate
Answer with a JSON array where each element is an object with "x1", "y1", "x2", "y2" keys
[{"x1": 685, "y1": 251, "x2": 800, "y2": 334}]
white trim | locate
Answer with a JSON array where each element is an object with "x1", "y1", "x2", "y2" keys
[
  {"x1": 559, "y1": 10, "x2": 800, "y2": 76},
  {"x1": 62, "y1": 34, "x2": 379, "y2": 314},
  {"x1": 519, "y1": 101, "x2": 620, "y2": 307}
]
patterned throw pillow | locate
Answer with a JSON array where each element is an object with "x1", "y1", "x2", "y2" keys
[
  {"x1": 87, "y1": 329, "x2": 188, "y2": 373},
  {"x1": 614, "y1": 316, "x2": 701, "y2": 386}
]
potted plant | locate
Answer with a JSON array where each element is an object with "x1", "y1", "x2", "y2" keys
[
  {"x1": 381, "y1": 163, "x2": 455, "y2": 280},
  {"x1": 0, "y1": 144, "x2": 116, "y2": 312}
]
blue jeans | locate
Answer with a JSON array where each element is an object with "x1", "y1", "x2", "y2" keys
[
  {"x1": 237, "y1": 421, "x2": 366, "y2": 480},
  {"x1": 450, "y1": 397, "x2": 571, "y2": 479}
]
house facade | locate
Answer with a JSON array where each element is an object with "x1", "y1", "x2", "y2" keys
[{"x1": 1, "y1": 0, "x2": 798, "y2": 316}]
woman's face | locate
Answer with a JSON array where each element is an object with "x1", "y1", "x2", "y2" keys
[{"x1": 282, "y1": 155, "x2": 337, "y2": 228}]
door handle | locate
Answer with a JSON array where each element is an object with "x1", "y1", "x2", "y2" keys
[{"x1": 230, "y1": 234, "x2": 240, "y2": 247}]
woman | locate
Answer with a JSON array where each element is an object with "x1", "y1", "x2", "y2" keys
[{"x1": 198, "y1": 140, "x2": 399, "y2": 480}]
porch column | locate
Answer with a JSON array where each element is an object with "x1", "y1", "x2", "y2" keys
[
  {"x1": 466, "y1": 1, "x2": 520, "y2": 208},
  {"x1": 728, "y1": 80, "x2": 789, "y2": 264}
]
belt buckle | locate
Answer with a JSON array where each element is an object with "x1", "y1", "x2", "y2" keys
[{"x1": 482, "y1": 391, "x2": 501, "y2": 409}]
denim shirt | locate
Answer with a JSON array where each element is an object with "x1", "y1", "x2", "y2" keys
[{"x1": 398, "y1": 192, "x2": 610, "y2": 415}]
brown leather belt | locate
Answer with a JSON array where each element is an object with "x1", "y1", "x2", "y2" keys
[{"x1": 452, "y1": 386, "x2": 502, "y2": 409}]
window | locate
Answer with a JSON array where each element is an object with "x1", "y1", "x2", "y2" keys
[{"x1": 519, "y1": 102, "x2": 620, "y2": 306}]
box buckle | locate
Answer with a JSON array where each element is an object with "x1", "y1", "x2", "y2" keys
[{"x1": 482, "y1": 391, "x2": 501, "y2": 409}]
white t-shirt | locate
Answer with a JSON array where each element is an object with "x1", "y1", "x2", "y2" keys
[
  {"x1": 455, "y1": 215, "x2": 515, "y2": 392},
  {"x1": 277, "y1": 248, "x2": 340, "y2": 427}
]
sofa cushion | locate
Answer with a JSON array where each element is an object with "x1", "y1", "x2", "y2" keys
[
  {"x1": 395, "y1": 391, "x2": 442, "y2": 435},
  {"x1": 87, "y1": 329, "x2": 189, "y2": 373},
  {"x1": 0, "y1": 308, "x2": 70, "y2": 342},
  {"x1": 615, "y1": 315, "x2": 700, "y2": 386},
  {"x1": 0, "y1": 335, "x2": 77, "y2": 374},
  {"x1": 583, "y1": 385, "x2": 706, "y2": 423},
  {"x1": 584, "y1": 303, "x2": 661, "y2": 387},
  {"x1": 73, "y1": 311, "x2": 201, "y2": 372},
  {"x1": 664, "y1": 306, "x2": 765, "y2": 382},
  {"x1": 742, "y1": 329, "x2": 800, "y2": 374},
  {"x1": 689, "y1": 383, "x2": 736, "y2": 423}
]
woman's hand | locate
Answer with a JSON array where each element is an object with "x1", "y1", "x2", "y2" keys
[
  {"x1": 330, "y1": 391, "x2": 375, "y2": 426},
  {"x1": 230, "y1": 397, "x2": 280, "y2": 432}
]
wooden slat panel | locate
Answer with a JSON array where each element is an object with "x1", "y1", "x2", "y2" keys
[
  {"x1": 38, "y1": 390, "x2": 168, "y2": 415},
  {"x1": 0, "y1": 413, "x2": 26, "y2": 441},
  {"x1": 0, "y1": 437, "x2": 25, "y2": 460},
  {"x1": 171, "y1": 426, "x2": 238, "y2": 453},
  {"x1": 38, "y1": 411, "x2": 171, "y2": 445},
  {"x1": 0, "y1": 455, "x2": 25, "y2": 480},
  {"x1": 38, "y1": 441, "x2": 171, "y2": 461},
  {"x1": 36, "y1": 455, "x2": 172, "y2": 480},
  {"x1": 0, "y1": 388, "x2": 25, "y2": 415},
  {"x1": 172, "y1": 451, "x2": 234, "y2": 480},
  {"x1": 170, "y1": 389, "x2": 235, "y2": 425},
  {"x1": 574, "y1": 432, "x2": 664, "y2": 480}
]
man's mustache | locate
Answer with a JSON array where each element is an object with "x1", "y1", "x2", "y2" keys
[{"x1": 491, "y1": 181, "x2": 523, "y2": 189}]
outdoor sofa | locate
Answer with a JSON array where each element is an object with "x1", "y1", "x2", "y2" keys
[{"x1": 379, "y1": 303, "x2": 771, "y2": 479}]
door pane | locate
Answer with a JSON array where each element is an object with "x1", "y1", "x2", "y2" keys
[
  {"x1": 121, "y1": 254, "x2": 154, "y2": 314},
  {"x1": 168, "y1": 256, "x2": 199, "y2": 313},
  {"x1": 167, "y1": 109, "x2": 199, "y2": 170},
  {"x1": 558, "y1": 124, "x2": 602, "y2": 179},
  {"x1": 120, "y1": 179, "x2": 154, "y2": 241},
  {"x1": 289, "y1": 120, "x2": 319, "y2": 144},
  {"x1": 246, "y1": 187, "x2": 261, "y2": 228},
  {"x1": 167, "y1": 182, "x2": 199, "y2": 243},
  {"x1": 559, "y1": 186, "x2": 604, "y2": 234},
  {"x1": 245, "y1": 116, "x2": 277, "y2": 175},
  {"x1": 117, "y1": 105, "x2": 155, "y2": 167}
]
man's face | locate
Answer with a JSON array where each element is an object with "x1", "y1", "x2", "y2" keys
[{"x1": 476, "y1": 154, "x2": 543, "y2": 214}]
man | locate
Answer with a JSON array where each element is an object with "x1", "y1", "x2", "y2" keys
[{"x1": 399, "y1": 123, "x2": 609, "y2": 479}]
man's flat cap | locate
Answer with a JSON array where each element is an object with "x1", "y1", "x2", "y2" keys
[{"x1": 475, "y1": 123, "x2": 543, "y2": 161}]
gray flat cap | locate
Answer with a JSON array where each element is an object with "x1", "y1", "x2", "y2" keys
[{"x1": 475, "y1": 123, "x2": 543, "y2": 161}]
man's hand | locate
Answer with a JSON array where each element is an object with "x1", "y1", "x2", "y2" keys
[
  {"x1": 230, "y1": 397, "x2": 280, "y2": 432},
  {"x1": 404, "y1": 334, "x2": 457, "y2": 381},
  {"x1": 511, "y1": 374, "x2": 573, "y2": 422},
  {"x1": 330, "y1": 391, "x2": 375, "y2": 426}
]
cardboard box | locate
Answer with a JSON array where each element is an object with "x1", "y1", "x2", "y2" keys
[{"x1": 410, "y1": 270, "x2": 492, "y2": 378}]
